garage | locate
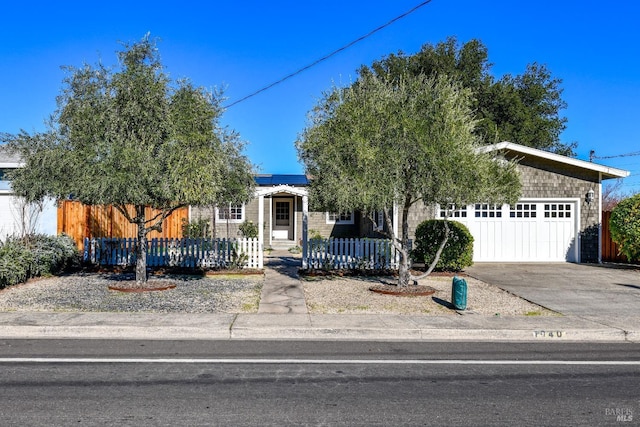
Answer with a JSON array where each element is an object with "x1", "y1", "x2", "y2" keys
[
  {"x1": 416, "y1": 142, "x2": 630, "y2": 263},
  {"x1": 451, "y1": 200, "x2": 579, "y2": 262},
  {"x1": 0, "y1": 193, "x2": 21, "y2": 238},
  {"x1": 0, "y1": 149, "x2": 58, "y2": 239}
]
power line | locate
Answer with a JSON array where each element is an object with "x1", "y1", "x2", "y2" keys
[
  {"x1": 590, "y1": 149, "x2": 640, "y2": 161},
  {"x1": 224, "y1": 0, "x2": 434, "y2": 109}
]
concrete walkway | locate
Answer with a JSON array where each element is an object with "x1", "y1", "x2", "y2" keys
[{"x1": 258, "y1": 251, "x2": 307, "y2": 314}]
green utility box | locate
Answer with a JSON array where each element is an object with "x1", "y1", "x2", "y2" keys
[{"x1": 451, "y1": 276, "x2": 467, "y2": 310}]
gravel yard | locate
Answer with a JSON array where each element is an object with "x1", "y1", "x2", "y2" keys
[
  {"x1": 303, "y1": 275, "x2": 558, "y2": 316},
  {"x1": 0, "y1": 270, "x2": 556, "y2": 317},
  {"x1": 0, "y1": 273, "x2": 263, "y2": 314}
]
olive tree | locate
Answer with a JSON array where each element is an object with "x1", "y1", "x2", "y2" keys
[
  {"x1": 4, "y1": 36, "x2": 254, "y2": 285},
  {"x1": 296, "y1": 72, "x2": 521, "y2": 287}
]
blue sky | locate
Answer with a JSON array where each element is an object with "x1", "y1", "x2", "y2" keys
[{"x1": 2, "y1": 1, "x2": 639, "y2": 193}]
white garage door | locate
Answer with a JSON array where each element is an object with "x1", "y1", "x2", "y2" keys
[{"x1": 446, "y1": 200, "x2": 579, "y2": 262}]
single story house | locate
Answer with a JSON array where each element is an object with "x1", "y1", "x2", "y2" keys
[
  {"x1": 192, "y1": 142, "x2": 629, "y2": 264},
  {"x1": 191, "y1": 174, "x2": 376, "y2": 248},
  {"x1": 2, "y1": 141, "x2": 630, "y2": 265},
  {"x1": 0, "y1": 147, "x2": 57, "y2": 239}
]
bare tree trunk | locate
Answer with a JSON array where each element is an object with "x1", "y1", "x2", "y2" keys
[
  {"x1": 395, "y1": 200, "x2": 451, "y2": 286},
  {"x1": 411, "y1": 220, "x2": 450, "y2": 281},
  {"x1": 397, "y1": 198, "x2": 413, "y2": 287},
  {"x1": 135, "y1": 204, "x2": 148, "y2": 286},
  {"x1": 211, "y1": 206, "x2": 217, "y2": 238}
]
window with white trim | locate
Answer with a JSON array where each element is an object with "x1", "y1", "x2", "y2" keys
[
  {"x1": 509, "y1": 203, "x2": 537, "y2": 218},
  {"x1": 544, "y1": 203, "x2": 572, "y2": 218},
  {"x1": 439, "y1": 204, "x2": 467, "y2": 218},
  {"x1": 326, "y1": 212, "x2": 354, "y2": 225},
  {"x1": 217, "y1": 204, "x2": 244, "y2": 222}
]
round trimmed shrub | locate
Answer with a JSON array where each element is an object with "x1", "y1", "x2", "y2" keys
[{"x1": 412, "y1": 220, "x2": 474, "y2": 271}]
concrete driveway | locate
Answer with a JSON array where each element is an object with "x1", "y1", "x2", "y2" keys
[{"x1": 465, "y1": 263, "x2": 640, "y2": 329}]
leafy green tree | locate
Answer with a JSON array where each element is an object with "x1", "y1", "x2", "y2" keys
[
  {"x1": 365, "y1": 37, "x2": 574, "y2": 155},
  {"x1": 4, "y1": 36, "x2": 254, "y2": 285},
  {"x1": 296, "y1": 72, "x2": 521, "y2": 287},
  {"x1": 609, "y1": 193, "x2": 640, "y2": 262}
]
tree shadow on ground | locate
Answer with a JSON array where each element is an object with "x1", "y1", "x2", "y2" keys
[{"x1": 265, "y1": 256, "x2": 302, "y2": 280}]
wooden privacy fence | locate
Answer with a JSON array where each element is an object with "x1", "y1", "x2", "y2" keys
[
  {"x1": 84, "y1": 237, "x2": 263, "y2": 269},
  {"x1": 601, "y1": 210, "x2": 632, "y2": 263},
  {"x1": 304, "y1": 238, "x2": 400, "y2": 270},
  {"x1": 58, "y1": 200, "x2": 188, "y2": 251}
]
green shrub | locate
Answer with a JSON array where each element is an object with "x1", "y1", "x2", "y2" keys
[
  {"x1": 24, "y1": 234, "x2": 79, "y2": 276},
  {"x1": 308, "y1": 229, "x2": 323, "y2": 240},
  {"x1": 182, "y1": 217, "x2": 210, "y2": 238},
  {"x1": 238, "y1": 220, "x2": 258, "y2": 239},
  {"x1": 610, "y1": 194, "x2": 640, "y2": 262},
  {"x1": 0, "y1": 234, "x2": 79, "y2": 289},
  {"x1": 412, "y1": 220, "x2": 474, "y2": 271},
  {"x1": 0, "y1": 240, "x2": 33, "y2": 288}
]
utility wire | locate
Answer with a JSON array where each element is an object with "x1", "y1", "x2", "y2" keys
[
  {"x1": 590, "y1": 149, "x2": 640, "y2": 161},
  {"x1": 224, "y1": 0, "x2": 434, "y2": 109}
]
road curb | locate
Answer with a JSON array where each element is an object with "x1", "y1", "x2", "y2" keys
[
  {"x1": 0, "y1": 312, "x2": 634, "y2": 342},
  {"x1": 0, "y1": 325, "x2": 629, "y2": 342}
]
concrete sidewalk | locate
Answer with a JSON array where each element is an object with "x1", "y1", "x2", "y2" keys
[
  {"x1": 0, "y1": 253, "x2": 638, "y2": 342},
  {"x1": 0, "y1": 311, "x2": 634, "y2": 342}
]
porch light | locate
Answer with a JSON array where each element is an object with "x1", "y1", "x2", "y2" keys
[{"x1": 586, "y1": 188, "x2": 595, "y2": 205}]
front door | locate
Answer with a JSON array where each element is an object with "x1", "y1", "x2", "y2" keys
[{"x1": 273, "y1": 198, "x2": 293, "y2": 240}]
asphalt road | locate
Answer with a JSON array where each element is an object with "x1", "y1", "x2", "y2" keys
[{"x1": 0, "y1": 340, "x2": 639, "y2": 426}]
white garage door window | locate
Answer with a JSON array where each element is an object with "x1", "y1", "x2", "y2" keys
[{"x1": 440, "y1": 199, "x2": 579, "y2": 262}]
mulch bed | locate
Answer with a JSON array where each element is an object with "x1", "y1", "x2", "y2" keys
[
  {"x1": 369, "y1": 284, "x2": 437, "y2": 297},
  {"x1": 107, "y1": 281, "x2": 177, "y2": 293}
]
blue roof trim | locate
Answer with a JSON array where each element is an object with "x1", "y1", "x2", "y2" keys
[{"x1": 255, "y1": 174, "x2": 309, "y2": 186}]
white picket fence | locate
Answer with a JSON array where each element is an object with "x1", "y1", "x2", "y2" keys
[
  {"x1": 84, "y1": 237, "x2": 263, "y2": 269},
  {"x1": 304, "y1": 238, "x2": 400, "y2": 270}
]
